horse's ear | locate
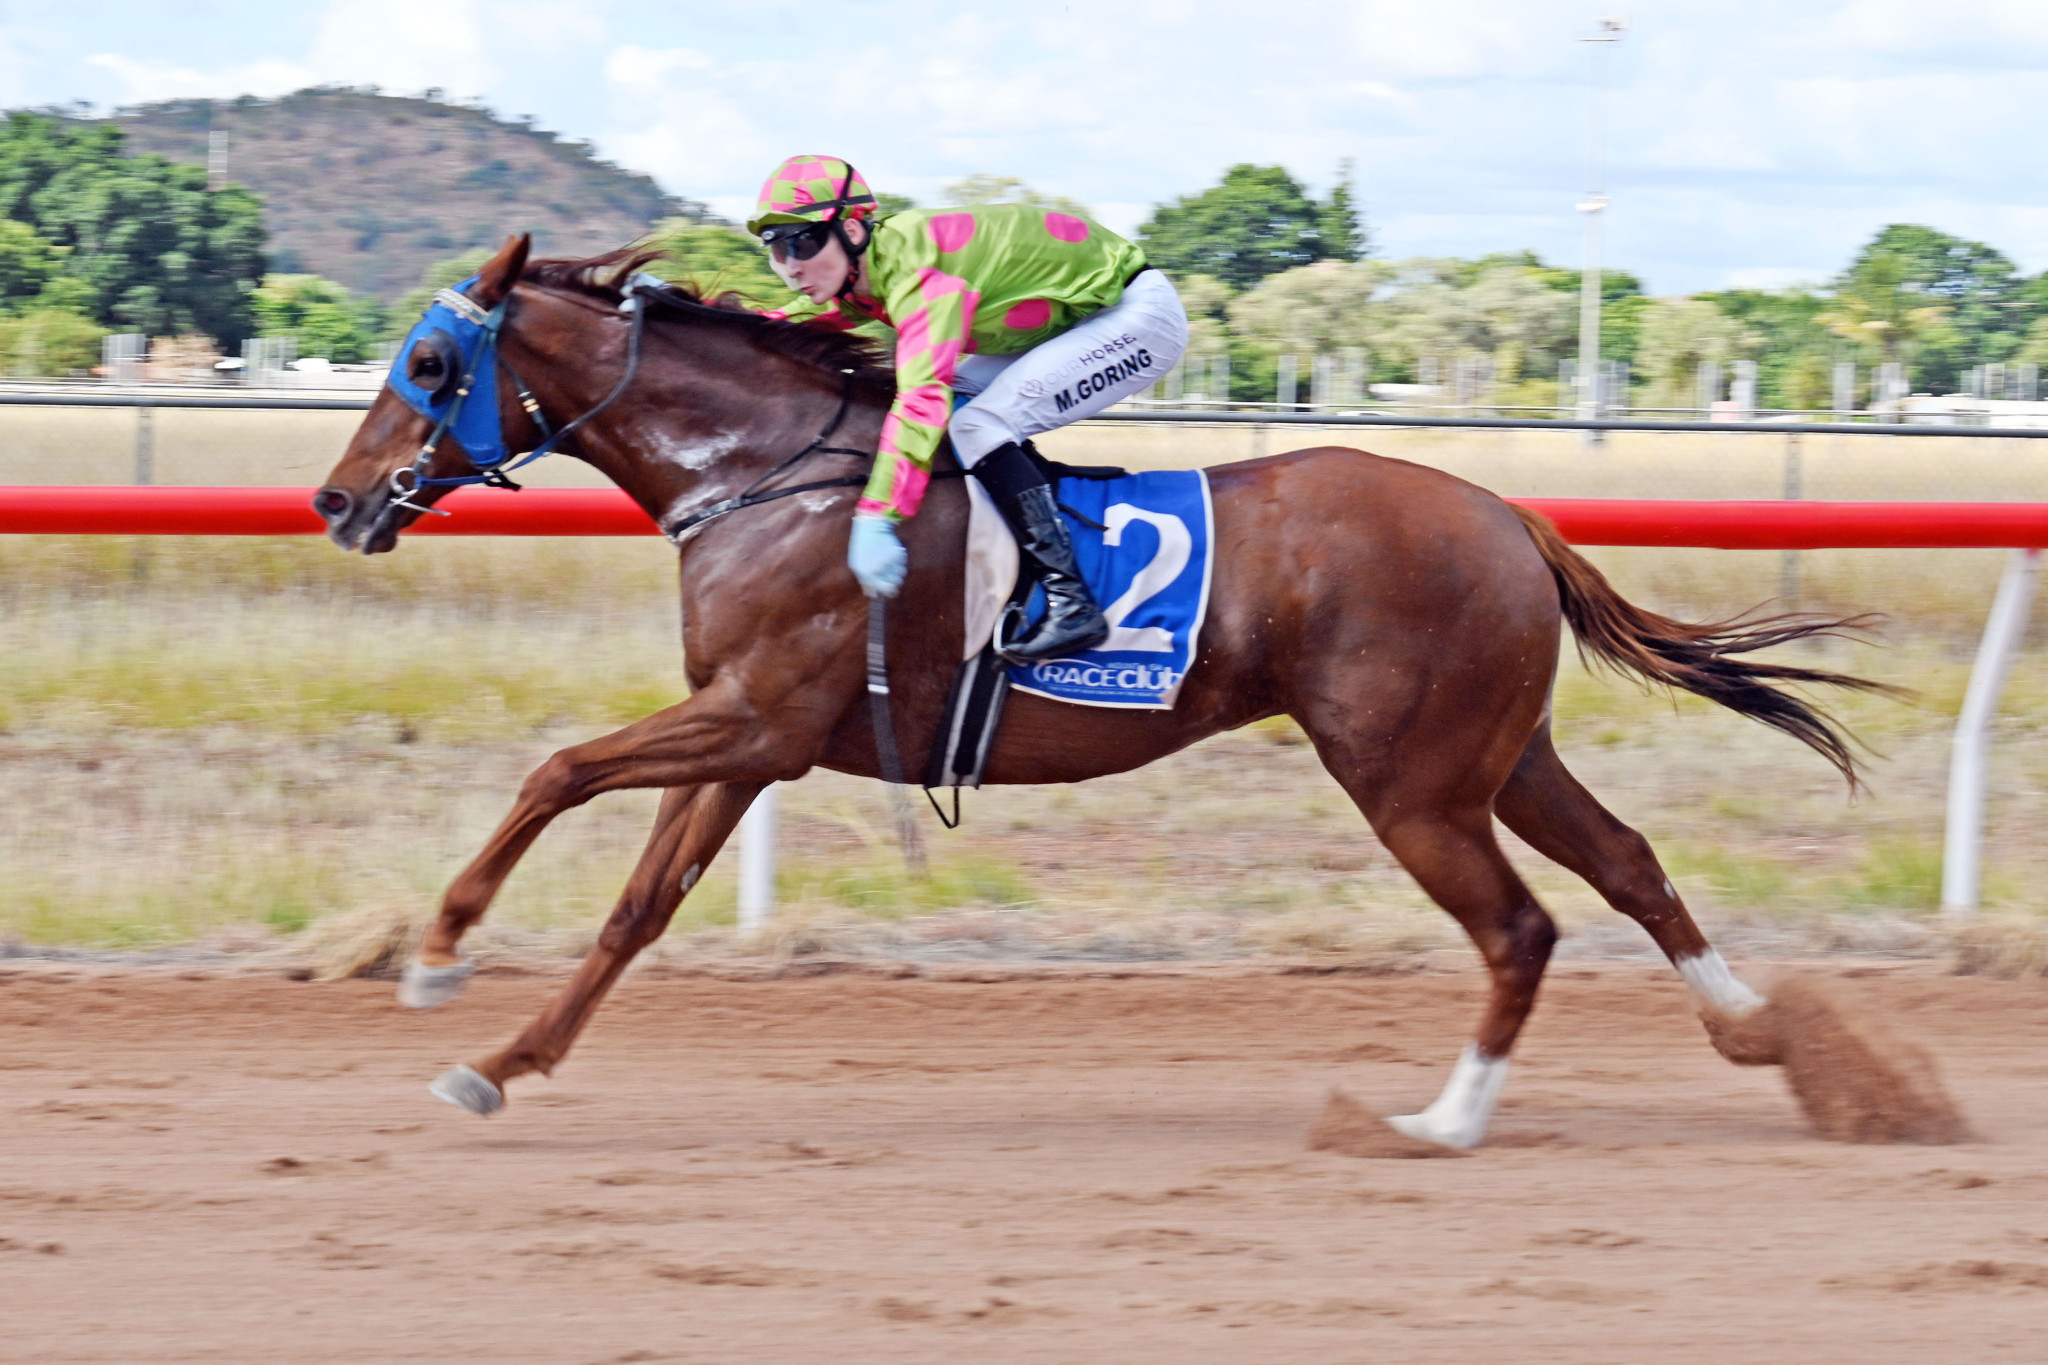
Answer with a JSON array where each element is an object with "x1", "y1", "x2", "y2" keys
[{"x1": 471, "y1": 233, "x2": 532, "y2": 308}]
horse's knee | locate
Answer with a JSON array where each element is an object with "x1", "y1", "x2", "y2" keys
[{"x1": 519, "y1": 750, "x2": 586, "y2": 810}]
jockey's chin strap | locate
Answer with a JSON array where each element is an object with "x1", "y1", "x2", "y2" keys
[
  {"x1": 832, "y1": 219, "x2": 873, "y2": 305},
  {"x1": 385, "y1": 279, "x2": 653, "y2": 520}
]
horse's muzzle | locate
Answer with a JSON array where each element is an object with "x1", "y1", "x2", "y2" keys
[{"x1": 312, "y1": 485, "x2": 401, "y2": 555}]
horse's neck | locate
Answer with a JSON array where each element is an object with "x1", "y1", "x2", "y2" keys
[{"x1": 522, "y1": 323, "x2": 876, "y2": 528}]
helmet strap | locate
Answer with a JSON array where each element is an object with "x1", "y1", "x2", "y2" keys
[
  {"x1": 831, "y1": 217, "x2": 872, "y2": 303},
  {"x1": 827, "y1": 163, "x2": 874, "y2": 304}
]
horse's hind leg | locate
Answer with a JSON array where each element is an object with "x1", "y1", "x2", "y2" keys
[
  {"x1": 1313, "y1": 738, "x2": 1558, "y2": 1148},
  {"x1": 1492, "y1": 723, "x2": 1766, "y2": 1020},
  {"x1": 428, "y1": 781, "x2": 761, "y2": 1115},
  {"x1": 1368, "y1": 806, "x2": 1557, "y2": 1148}
]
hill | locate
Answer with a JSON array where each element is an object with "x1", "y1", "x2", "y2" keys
[{"x1": 101, "y1": 87, "x2": 714, "y2": 302}]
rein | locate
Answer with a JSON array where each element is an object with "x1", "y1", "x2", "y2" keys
[
  {"x1": 659, "y1": 367, "x2": 881, "y2": 543},
  {"x1": 866, "y1": 597, "x2": 928, "y2": 875}
]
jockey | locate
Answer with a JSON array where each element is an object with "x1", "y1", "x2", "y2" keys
[{"x1": 746, "y1": 154, "x2": 1189, "y2": 663}]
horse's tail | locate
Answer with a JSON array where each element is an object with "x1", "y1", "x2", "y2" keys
[{"x1": 1510, "y1": 503, "x2": 1903, "y2": 789}]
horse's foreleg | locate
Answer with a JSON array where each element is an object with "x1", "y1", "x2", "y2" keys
[
  {"x1": 414, "y1": 681, "x2": 800, "y2": 973},
  {"x1": 430, "y1": 780, "x2": 761, "y2": 1115},
  {"x1": 1493, "y1": 724, "x2": 1766, "y2": 1020}
]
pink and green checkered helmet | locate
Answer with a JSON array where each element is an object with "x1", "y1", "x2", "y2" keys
[{"x1": 746, "y1": 155, "x2": 878, "y2": 236}]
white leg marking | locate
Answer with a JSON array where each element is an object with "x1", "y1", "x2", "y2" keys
[
  {"x1": 397, "y1": 955, "x2": 475, "y2": 1010},
  {"x1": 1386, "y1": 1045, "x2": 1511, "y2": 1150},
  {"x1": 428, "y1": 1065, "x2": 503, "y2": 1116},
  {"x1": 1675, "y1": 949, "x2": 1766, "y2": 1016}
]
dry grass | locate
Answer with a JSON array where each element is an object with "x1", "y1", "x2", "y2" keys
[
  {"x1": 5, "y1": 421, "x2": 2048, "y2": 962},
  {"x1": 1949, "y1": 915, "x2": 2048, "y2": 979}
]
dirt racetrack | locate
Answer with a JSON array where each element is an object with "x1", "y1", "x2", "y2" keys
[{"x1": 5, "y1": 962, "x2": 2048, "y2": 1363}]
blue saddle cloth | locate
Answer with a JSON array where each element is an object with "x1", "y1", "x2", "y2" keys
[{"x1": 1005, "y1": 469, "x2": 1214, "y2": 709}]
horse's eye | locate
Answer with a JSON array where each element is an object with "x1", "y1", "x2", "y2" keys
[{"x1": 408, "y1": 331, "x2": 462, "y2": 400}]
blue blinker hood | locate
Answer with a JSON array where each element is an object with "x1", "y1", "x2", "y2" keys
[{"x1": 387, "y1": 276, "x2": 513, "y2": 473}]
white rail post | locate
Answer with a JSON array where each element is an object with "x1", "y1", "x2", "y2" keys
[
  {"x1": 737, "y1": 781, "x2": 779, "y2": 934},
  {"x1": 1942, "y1": 548, "x2": 2040, "y2": 915}
]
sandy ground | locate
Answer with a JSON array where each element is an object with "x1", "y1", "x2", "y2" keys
[{"x1": 5, "y1": 963, "x2": 2047, "y2": 1363}]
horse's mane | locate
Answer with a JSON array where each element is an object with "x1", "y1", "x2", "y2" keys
[{"x1": 520, "y1": 246, "x2": 894, "y2": 391}]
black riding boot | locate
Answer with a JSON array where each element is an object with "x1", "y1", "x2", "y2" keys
[{"x1": 970, "y1": 441, "x2": 1109, "y2": 663}]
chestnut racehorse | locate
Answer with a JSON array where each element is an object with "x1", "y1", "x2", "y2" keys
[{"x1": 314, "y1": 235, "x2": 1883, "y2": 1149}]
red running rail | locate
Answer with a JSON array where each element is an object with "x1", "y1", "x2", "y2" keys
[
  {"x1": 5, "y1": 486, "x2": 2048, "y2": 548},
  {"x1": 0, "y1": 486, "x2": 657, "y2": 537}
]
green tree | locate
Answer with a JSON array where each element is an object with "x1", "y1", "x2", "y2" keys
[
  {"x1": 1816, "y1": 247, "x2": 1956, "y2": 387},
  {"x1": 1167, "y1": 272, "x2": 1237, "y2": 385},
  {"x1": 939, "y1": 175, "x2": 1091, "y2": 218},
  {"x1": 1138, "y1": 165, "x2": 1351, "y2": 291},
  {"x1": 0, "y1": 112, "x2": 265, "y2": 343},
  {"x1": 389, "y1": 247, "x2": 496, "y2": 331},
  {"x1": 1633, "y1": 297, "x2": 1749, "y2": 408},
  {"x1": 0, "y1": 306, "x2": 105, "y2": 376},
  {"x1": 1219, "y1": 254, "x2": 1575, "y2": 401},
  {"x1": 1224, "y1": 259, "x2": 1387, "y2": 399},
  {"x1": 1861, "y1": 225, "x2": 2025, "y2": 337},
  {"x1": 252, "y1": 274, "x2": 385, "y2": 363},
  {"x1": 2012, "y1": 315, "x2": 2048, "y2": 372},
  {"x1": 1227, "y1": 260, "x2": 1387, "y2": 354},
  {"x1": 641, "y1": 220, "x2": 787, "y2": 307},
  {"x1": 1821, "y1": 226, "x2": 2025, "y2": 391},
  {"x1": 1515, "y1": 256, "x2": 1646, "y2": 367},
  {"x1": 0, "y1": 217, "x2": 60, "y2": 307},
  {"x1": 1697, "y1": 288, "x2": 1837, "y2": 409},
  {"x1": 1317, "y1": 159, "x2": 1368, "y2": 263},
  {"x1": 1355, "y1": 257, "x2": 1574, "y2": 386}
]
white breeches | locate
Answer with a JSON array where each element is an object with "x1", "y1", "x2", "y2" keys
[{"x1": 947, "y1": 268, "x2": 1189, "y2": 465}]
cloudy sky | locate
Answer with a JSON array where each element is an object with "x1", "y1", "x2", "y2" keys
[{"x1": 4, "y1": 0, "x2": 2045, "y2": 295}]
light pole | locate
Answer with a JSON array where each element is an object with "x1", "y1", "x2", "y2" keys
[{"x1": 1577, "y1": 18, "x2": 1625, "y2": 438}]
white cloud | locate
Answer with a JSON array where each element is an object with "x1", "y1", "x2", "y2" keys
[
  {"x1": 1087, "y1": 201, "x2": 1152, "y2": 237},
  {"x1": 307, "y1": 0, "x2": 495, "y2": 99},
  {"x1": 599, "y1": 44, "x2": 773, "y2": 197},
  {"x1": 499, "y1": 1, "x2": 608, "y2": 49},
  {"x1": 85, "y1": 53, "x2": 313, "y2": 104}
]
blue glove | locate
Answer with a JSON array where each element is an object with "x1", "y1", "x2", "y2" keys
[{"x1": 847, "y1": 513, "x2": 908, "y2": 597}]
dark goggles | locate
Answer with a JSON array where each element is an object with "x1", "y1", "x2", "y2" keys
[{"x1": 760, "y1": 220, "x2": 836, "y2": 263}]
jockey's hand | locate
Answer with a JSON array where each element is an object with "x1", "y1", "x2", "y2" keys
[{"x1": 847, "y1": 513, "x2": 907, "y2": 597}]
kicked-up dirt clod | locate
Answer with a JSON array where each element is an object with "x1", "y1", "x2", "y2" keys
[
  {"x1": 1703, "y1": 973, "x2": 1972, "y2": 1144},
  {"x1": 1306, "y1": 1087, "x2": 1469, "y2": 1159}
]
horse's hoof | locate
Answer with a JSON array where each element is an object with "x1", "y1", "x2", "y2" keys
[
  {"x1": 398, "y1": 957, "x2": 475, "y2": 1010},
  {"x1": 1385, "y1": 1110, "x2": 1482, "y2": 1150},
  {"x1": 428, "y1": 1065, "x2": 503, "y2": 1116}
]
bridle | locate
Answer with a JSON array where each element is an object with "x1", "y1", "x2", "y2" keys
[
  {"x1": 371, "y1": 279, "x2": 653, "y2": 543},
  {"x1": 374, "y1": 273, "x2": 907, "y2": 550}
]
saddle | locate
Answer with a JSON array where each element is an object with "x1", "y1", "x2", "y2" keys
[{"x1": 929, "y1": 450, "x2": 1228, "y2": 822}]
